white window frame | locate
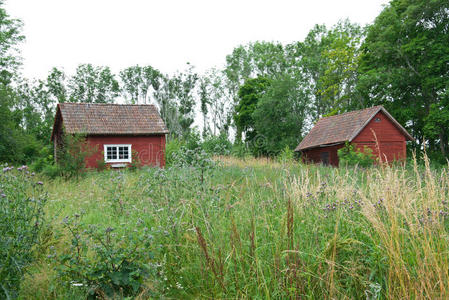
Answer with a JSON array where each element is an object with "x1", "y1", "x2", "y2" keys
[{"x1": 104, "y1": 144, "x2": 132, "y2": 163}]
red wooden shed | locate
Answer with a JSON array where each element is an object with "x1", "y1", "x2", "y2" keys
[
  {"x1": 295, "y1": 106, "x2": 414, "y2": 166},
  {"x1": 51, "y1": 103, "x2": 169, "y2": 169}
]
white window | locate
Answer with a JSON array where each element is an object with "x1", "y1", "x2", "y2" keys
[{"x1": 104, "y1": 144, "x2": 132, "y2": 163}]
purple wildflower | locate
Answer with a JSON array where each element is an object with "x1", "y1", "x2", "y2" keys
[{"x1": 37, "y1": 181, "x2": 43, "y2": 185}]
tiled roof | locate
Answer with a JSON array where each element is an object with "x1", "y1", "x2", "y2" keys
[
  {"x1": 54, "y1": 103, "x2": 168, "y2": 137},
  {"x1": 295, "y1": 106, "x2": 413, "y2": 151}
]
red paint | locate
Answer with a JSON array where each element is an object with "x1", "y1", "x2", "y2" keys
[
  {"x1": 302, "y1": 111, "x2": 407, "y2": 166},
  {"x1": 85, "y1": 135, "x2": 166, "y2": 169},
  {"x1": 302, "y1": 144, "x2": 345, "y2": 167}
]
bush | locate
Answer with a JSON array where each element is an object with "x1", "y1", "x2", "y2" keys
[
  {"x1": 129, "y1": 150, "x2": 142, "y2": 171},
  {"x1": 231, "y1": 142, "x2": 251, "y2": 159},
  {"x1": 0, "y1": 165, "x2": 47, "y2": 299},
  {"x1": 165, "y1": 138, "x2": 183, "y2": 167},
  {"x1": 51, "y1": 214, "x2": 159, "y2": 299},
  {"x1": 277, "y1": 145, "x2": 295, "y2": 164},
  {"x1": 201, "y1": 133, "x2": 232, "y2": 156},
  {"x1": 337, "y1": 142, "x2": 375, "y2": 167},
  {"x1": 30, "y1": 146, "x2": 54, "y2": 173}
]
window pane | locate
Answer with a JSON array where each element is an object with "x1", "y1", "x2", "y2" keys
[{"x1": 106, "y1": 146, "x2": 117, "y2": 160}]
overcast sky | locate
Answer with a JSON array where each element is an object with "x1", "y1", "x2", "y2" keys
[{"x1": 6, "y1": 0, "x2": 389, "y2": 80}]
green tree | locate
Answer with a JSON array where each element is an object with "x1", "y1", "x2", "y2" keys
[
  {"x1": 0, "y1": 0, "x2": 24, "y2": 85},
  {"x1": 318, "y1": 20, "x2": 364, "y2": 115},
  {"x1": 200, "y1": 69, "x2": 233, "y2": 137},
  {"x1": 233, "y1": 76, "x2": 271, "y2": 144},
  {"x1": 120, "y1": 65, "x2": 162, "y2": 104},
  {"x1": 358, "y1": 0, "x2": 449, "y2": 156},
  {"x1": 252, "y1": 76, "x2": 308, "y2": 156},
  {"x1": 68, "y1": 64, "x2": 120, "y2": 103}
]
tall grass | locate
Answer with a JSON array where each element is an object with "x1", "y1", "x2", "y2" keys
[{"x1": 19, "y1": 156, "x2": 449, "y2": 299}]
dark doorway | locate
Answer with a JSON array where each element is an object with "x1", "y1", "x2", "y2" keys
[{"x1": 320, "y1": 151, "x2": 330, "y2": 165}]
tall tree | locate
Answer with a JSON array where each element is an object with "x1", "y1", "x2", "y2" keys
[
  {"x1": 200, "y1": 69, "x2": 233, "y2": 136},
  {"x1": 253, "y1": 75, "x2": 308, "y2": 156},
  {"x1": 120, "y1": 65, "x2": 162, "y2": 104},
  {"x1": 0, "y1": 0, "x2": 24, "y2": 86},
  {"x1": 233, "y1": 76, "x2": 271, "y2": 143},
  {"x1": 68, "y1": 64, "x2": 120, "y2": 103},
  {"x1": 358, "y1": 0, "x2": 449, "y2": 156},
  {"x1": 318, "y1": 21, "x2": 364, "y2": 115}
]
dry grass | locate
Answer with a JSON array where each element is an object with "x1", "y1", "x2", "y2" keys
[{"x1": 20, "y1": 156, "x2": 449, "y2": 299}]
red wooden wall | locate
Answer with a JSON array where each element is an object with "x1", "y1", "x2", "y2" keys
[
  {"x1": 302, "y1": 111, "x2": 407, "y2": 166},
  {"x1": 352, "y1": 111, "x2": 406, "y2": 163},
  {"x1": 302, "y1": 144, "x2": 344, "y2": 167},
  {"x1": 85, "y1": 135, "x2": 166, "y2": 168}
]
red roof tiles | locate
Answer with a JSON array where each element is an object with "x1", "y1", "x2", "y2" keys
[
  {"x1": 53, "y1": 103, "x2": 168, "y2": 138},
  {"x1": 295, "y1": 106, "x2": 413, "y2": 151}
]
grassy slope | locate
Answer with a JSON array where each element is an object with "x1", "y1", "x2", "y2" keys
[{"x1": 21, "y1": 156, "x2": 449, "y2": 299}]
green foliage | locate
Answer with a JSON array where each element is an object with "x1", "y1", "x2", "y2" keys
[
  {"x1": 0, "y1": 0, "x2": 25, "y2": 85},
  {"x1": 68, "y1": 64, "x2": 120, "y2": 103},
  {"x1": 129, "y1": 150, "x2": 142, "y2": 171},
  {"x1": 234, "y1": 76, "x2": 271, "y2": 144},
  {"x1": 51, "y1": 213, "x2": 157, "y2": 299},
  {"x1": 119, "y1": 65, "x2": 162, "y2": 104},
  {"x1": 252, "y1": 75, "x2": 306, "y2": 156},
  {"x1": 201, "y1": 133, "x2": 232, "y2": 156},
  {"x1": 165, "y1": 138, "x2": 183, "y2": 167},
  {"x1": 277, "y1": 145, "x2": 295, "y2": 164},
  {"x1": 95, "y1": 154, "x2": 108, "y2": 172},
  {"x1": 231, "y1": 142, "x2": 251, "y2": 159},
  {"x1": 359, "y1": 0, "x2": 449, "y2": 156},
  {"x1": 30, "y1": 146, "x2": 53, "y2": 173},
  {"x1": 0, "y1": 165, "x2": 47, "y2": 299},
  {"x1": 50, "y1": 133, "x2": 94, "y2": 179},
  {"x1": 337, "y1": 142, "x2": 375, "y2": 167}
]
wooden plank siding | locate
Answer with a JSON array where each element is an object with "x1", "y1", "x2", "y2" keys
[
  {"x1": 301, "y1": 111, "x2": 408, "y2": 166},
  {"x1": 352, "y1": 111, "x2": 406, "y2": 163}
]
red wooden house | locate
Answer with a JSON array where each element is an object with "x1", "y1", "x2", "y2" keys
[
  {"x1": 51, "y1": 103, "x2": 169, "y2": 168},
  {"x1": 295, "y1": 106, "x2": 414, "y2": 166}
]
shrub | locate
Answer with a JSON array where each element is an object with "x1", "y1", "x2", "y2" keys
[
  {"x1": 0, "y1": 165, "x2": 47, "y2": 299},
  {"x1": 51, "y1": 214, "x2": 159, "y2": 299},
  {"x1": 30, "y1": 146, "x2": 54, "y2": 173},
  {"x1": 277, "y1": 145, "x2": 295, "y2": 164},
  {"x1": 165, "y1": 138, "x2": 183, "y2": 167},
  {"x1": 56, "y1": 133, "x2": 94, "y2": 178},
  {"x1": 96, "y1": 152, "x2": 108, "y2": 172},
  {"x1": 337, "y1": 142, "x2": 375, "y2": 167},
  {"x1": 129, "y1": 150, "x2": 142, "y2": 171},
  {"x1": 231, "y1": 142, "x2": 251, "y2": 159},
  {"x1": 201, "y1": 133, "x2": 232, "y2": 156}
]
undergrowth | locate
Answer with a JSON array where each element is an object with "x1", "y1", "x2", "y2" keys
[{"x1": 12, "y1": 156, "x2": 449, "y2": 299}]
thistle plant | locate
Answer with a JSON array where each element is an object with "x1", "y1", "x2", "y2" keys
[
  {"x1": 0, "y1": 164, "x2": 47, "y2": 299},
  {"x1": 51, "y1": 213, "x2": 160, "y2": 299}
]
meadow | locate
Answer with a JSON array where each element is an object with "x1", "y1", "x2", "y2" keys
[{"x1": 8, "y1": 155, "x2": 449, "y2": 299}]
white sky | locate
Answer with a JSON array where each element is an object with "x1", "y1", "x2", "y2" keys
[{"x1": 5, "y1": 0, "x2": 389, "y2": 80}]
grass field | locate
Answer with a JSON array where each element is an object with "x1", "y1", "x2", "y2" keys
[{"x1": 18, "y1": 156, "x2": 449, "y2": 299}]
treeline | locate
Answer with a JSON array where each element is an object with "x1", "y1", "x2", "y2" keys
[{"x1": 0, "y1": 0, "x2": 448, "y2": 164}]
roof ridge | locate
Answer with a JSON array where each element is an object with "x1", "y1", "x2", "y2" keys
[
  {"x1": 318, "y1": 105, "x2": 383, "y2": 121},
  {"x1": 59, "y1": 102, "x2": 157, "y2": 107}
]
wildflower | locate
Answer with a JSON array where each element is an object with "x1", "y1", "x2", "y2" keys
[
  {"x1": 1, "y1": 193, "x2": 5, "y2": 198},
  {"x1": 37, "y1": 181, "x2": 43, "y2": 185},
  {"x1": 105, "y1": 227, "x2": 114, "y2": 233},
  {"x1": 62, "y1": 216, "x2": 69, "y2": 224},
  {"x1": 2, "y1": 166, "x2": 13, "y2": 173}
]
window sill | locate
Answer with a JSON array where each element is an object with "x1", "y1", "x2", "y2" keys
[{"x1": 110, "y1": 163, "x2": 128, "y2": 168}]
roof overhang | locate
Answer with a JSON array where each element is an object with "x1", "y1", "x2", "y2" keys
[{"x1": 295, "y1": 142, "x2": 345, "y2": 152}]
